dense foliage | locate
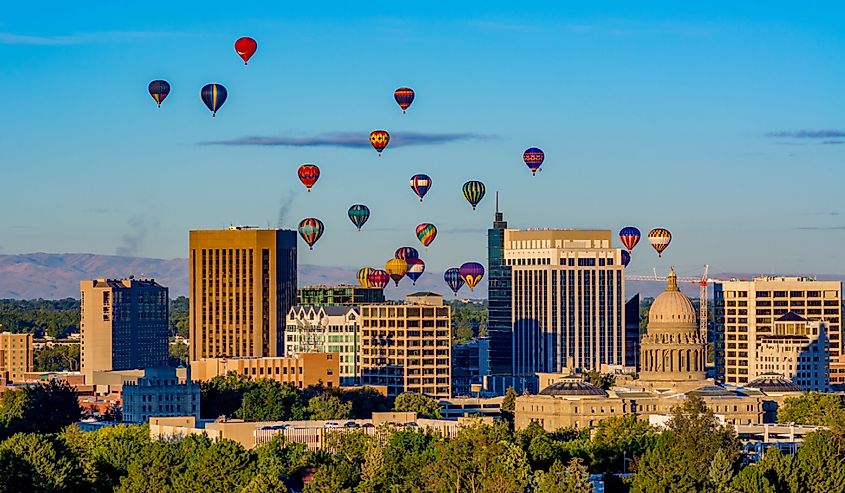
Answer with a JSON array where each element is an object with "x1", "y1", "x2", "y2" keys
[
  {"x1": 169, "y1": 296, "x2": 189, "y2": 338},
  {"x1": 0, "y1": 380, "x2": 81, "y2": 440},
  {"x1": 449, "y1": 300, "x2": 488, "y2": 344},
  {"x1": 777, "y1": 392, "x2": 845, "y2": 428},
  {"x1": 0, "y1": 298, "x2": 79, "y2": 338},
  {"x1": 34, "y1": 344, "x2": 80, "y2": 372}
]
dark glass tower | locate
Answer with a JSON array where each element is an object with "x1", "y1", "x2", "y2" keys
[{"x1": 487, "y1": 193, "x2": 513, "y2": 375}]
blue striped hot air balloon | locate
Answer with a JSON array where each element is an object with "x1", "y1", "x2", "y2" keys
[{"x1": 200, "y1": 83, "x2": 227, "y2": 117}]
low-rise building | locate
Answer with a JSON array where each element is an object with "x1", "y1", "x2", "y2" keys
[
  {"x1": 190, "y1": 352, "x2": 340, "y2": 389},
  {"x1": 121, "y1": 366, "x2": 200, "y2": 423},
  {"x1": 0, "y1": 332, "x2": 33, "y2": 382},
  {"x1": 286, "y1": 306, "x2": 360, "y2": 385}
]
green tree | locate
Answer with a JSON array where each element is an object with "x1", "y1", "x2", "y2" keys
[
  {"x1": 755, "y1": 447, "x2": 800, "y2": 493},
  {"x1": 515, "y1": 421, "x2": 556, "y2": 470},
  {"x1": 199, "y1": 371, "x2": 256, "y2": 418},
  {"x1": 337, "y1": 386, "x2": 391, "y2": 418},
  {"x1": 534, "y1": 458, "x2": 594, "y2": 493},
  {"x1": 589, "y1": 415, "x2": 657, "y2": 473},
  {"x1": 303, "y1": 459, "x2": 359, "y2": 493},
  {"x1": 791, "y1": 429, "x2": 845, "y2": 493},
  {"x1": 0, "y1": 379, "x2": 81, "y2": 438},
  {"x1": 777, "y1": 392, "x2": 845, "y2": 427},
  {"x1": 708, "y1": 448, "x2": 735, "y2": 493},
  {"x1": 34, "y1": 344, "x2": 80, "y2": 372},
  {"x1": 238, "y1": 380, "x2": 308, "y2": 421},
  {"x1": 169, "y1": 297, "x2": 189, "y2": 338},
  {"x1": 171, "y1": 438, "x2": 256, "y2": 493},
  {"x1": 501, "y1": 386, "x2": 518, "y2": 426},
  {"x1": 65, "y1": 424, "x2": 149, "y2": 492},
  {"x1": 394, "y1": 392, "x2": 442, "y2": 419},
  {"x1": 0, "y1": 433, "x2": 85, "y2": 493},
  {"x1": 584, "y1": 370, "x2": 615, "y2": 390},
  {"x1": 730, "y1": 465, "x2": 775, "y2": 493},
  {"x1": 115, "y1": 441, "x2": 183, "y2": 493},
  {"x1": 167, "y1": 342, "x2": 189, "y2": 367},
  {"x1": 307, "y1": 394, "x2": 353, "y2": 420}
]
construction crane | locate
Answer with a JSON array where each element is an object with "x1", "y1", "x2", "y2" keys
[{"x1": 627, "y1": 264, "x2": 711, "y2": 342}]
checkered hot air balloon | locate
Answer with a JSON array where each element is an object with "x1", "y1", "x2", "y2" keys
[
  {"x1": 648, "y1": 228, "x2": 672, "y2": 257},
  {"x1": 298, "y1": 164, "x2": 320, "y2": 192},
  {"x1": 394, "y1": 87, "x2": 415, "y2": 113},
  {"x1": 298, "y1": 218, "x2": 324, "y2": 250},
  {"x1": 410, "y1": 174, "x2": 432, "y2": 202},
  {"x1": 619, "y1": 227, "x2": 641, "y2": 253},
  {"x1": 370, "y1": 130, "x2": 390, "y2": 156},
  {"x1": 415, "y1": 223, "x2": 437, "y2": 248},
  {"x1": 462, "y1": 181, "x2": 486, "y2": 210}
]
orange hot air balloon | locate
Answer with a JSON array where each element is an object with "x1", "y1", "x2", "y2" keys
[
  {"x1": 297, "y1": 164, "x2": 320, "y2": 192},
  {"x1": 385, "y1": 258, "x2": 408, "y2": 286},
  {"x1": 370, "y1": 130, "x2": 390, "y2": 156}
]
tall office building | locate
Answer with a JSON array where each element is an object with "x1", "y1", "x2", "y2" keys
[
  {"x1": 297, "y1": 285, "x2": 385, "y2": 306},
  {"x1": 0, "y1": 332, "x2": 33, "y2": 382},
  {"x1": 285, "y1": 305, "x2": 361, "y2": 385},
  {"x1": 505, "y1": 229, "x2": 626, "y2": 376},
  {"x1": 487, "y1": 196, "x2": 512, "y2": 375},
  {"x1": 755, "y1": 314, "x2": 829, "y2": 392},
  {"x1": 359, "y1": 293, "x2": 451, "y2": 398},
  {"x1": 625, "y1": 294, "x2": 641, "y2": 369},
  {"x1": 80, "y1": 278, "x2": 169, "y2": 381},
  {"x1": 714, "y1": 276, "x2": 841, "y2": 386},
  {"x1": 189, "y1": 227, "x2": 297, "y2": 361}
]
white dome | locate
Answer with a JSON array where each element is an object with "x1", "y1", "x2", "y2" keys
[{"x1": 648, "y1": 268, "x2": 697, "y2": 324}]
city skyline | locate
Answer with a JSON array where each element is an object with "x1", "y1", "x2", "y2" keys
[{"x1": 1, "y1": 2, "x2": 844, "y2": 282}]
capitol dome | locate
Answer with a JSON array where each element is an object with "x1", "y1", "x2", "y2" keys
[
  {"x1": 539, "y1": 376, "x2": 608, "y2": 397},
  {"x1": 648, "y1": 267, "x2": 697, "y2": 324}
]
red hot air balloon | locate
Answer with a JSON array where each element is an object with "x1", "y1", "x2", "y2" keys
[
  {"x1": 367, "y1": 269, "x2": 390, "y2": 289},
  {"x1": 235, "y1": 37, "x2": 257, "y2": 64},
  {"x1": 370, "y1": 130, "x2": 390, "y2": 156},
  {"x1": 298, "y1": 164, "x2": 320, "y2": 192}
]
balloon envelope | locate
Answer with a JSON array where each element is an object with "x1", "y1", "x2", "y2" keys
[
  {"x1": 394, "y1": 87, "x2": 415, "y2": 112},
  {"x1": 394, "y1": 247, "x2": 419, "y2": 261},
  {"x1": 409, "y1": 174, "x2": 432, "y2": 202},
  {"x1": 200, "y1": 83, "x2": 227, "y2": 116},
  {"x1": 462, "y1": 181, "x2": 486, "y2": 210},
  {"x1": 647, "y1": 228, "x2": 672, "y2": 257},
  {"x1": 523, "y1": 147, "x2": 545, "y2": 175},
  {"x1": 415, "y1": 223, "x2": 437, "y2": 247},
  {"x1": 459, "y1": 262, "x2": 485, "y2": 291},
  {"x1": 348, "y1": 204, "x2": 370, "y2": 231},
  {"x1": 370, "y1": 130, "x2": 390, "y2": 154},
  {"x1": 619, "y1": 227, "x2": 641, "y2": 252},
  {"x1": 406, "y1": 258, "x2": 425, "y2": 285},
  {"x1": 367, "y1": 269, "x2": 390, "y2": 289},
  {"x1": 385, "y1": 258, "x2": 408, "y2": 286},
  {"x1": 298, "y1": 164, "x2": 320, "y2": 191},
  {"x1": 444, "y1": 268, "x2": 465, "y2": 296},
  {"x1": 235, "y1": 37, "x2": 257, "y2": 64},
  {"x1": 357, "y1": 267, "x2": 375, "y2": 287},
  {"x1": 148, "y1": 80, "x2": 170, "y2": 107},
  {"x1": 298, "y1": 218, "x2": 324, "y2": 250},
  {"x1": 621, "y1": 250, "x2": 631, "y2": 267}
]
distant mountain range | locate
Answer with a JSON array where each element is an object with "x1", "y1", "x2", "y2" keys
[{"x1": 0, "y1": 253, "x2": 842, "y2": 301}]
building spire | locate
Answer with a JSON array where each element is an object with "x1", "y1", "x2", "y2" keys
[
  {"x1": 667, "y1": 266, "x2": 679, "y2": 292},
  {"x1": 496, "y1": 191, "x2": 500, "y2": 213}
]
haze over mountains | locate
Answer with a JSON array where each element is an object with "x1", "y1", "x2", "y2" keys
[{"x1": 1, "y1": 253, "x2": 842, "y2": 301}]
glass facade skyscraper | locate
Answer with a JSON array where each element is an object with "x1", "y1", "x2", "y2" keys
[{"x1": 487, "y1": 203, "x2": 513, "y2": 376}]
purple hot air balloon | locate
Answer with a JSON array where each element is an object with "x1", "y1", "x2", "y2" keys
[
  {"x1": 621, "y1": 250, "x2": 631, "y2": 267},
  {"x1": 444, "y1": 268, "x2": 464, "y2": 296},
  {"x1": 406, "y1": 258, "x2": 425, "y2": 285},
  {"x1": 459, "y1": 262, "x2": 485, "y2": 291}
]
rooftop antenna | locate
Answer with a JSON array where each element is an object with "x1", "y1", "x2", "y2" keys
[{"x1": 496, "y1": 191, "x2": 499, "y2": 213}]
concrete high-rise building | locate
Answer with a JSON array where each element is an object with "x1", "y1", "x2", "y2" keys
[
  {"x1": 80, "y1": 279, "x2": 169, "y2": 381},
  {"x1": 359, "y1": 292, "x2": 451, "y2": 398},
  {"x1": 625, "y1": 294, "x2": 641, "y2": 369},
  {"x1": 285, "y1": 306, "x2": 360, "y2": 385},
  {"x1": 487, "y1": 196, "x2": 512, "y2": 376},
  {"x1": 0, "y1": 332, "x2": 33, "y2": 382},
  {"x1": 755, "y1": 313, "x2": 829, "y2": 392},
  {"x1": 189, "y1": 227, "x2": 297, "y2": 361},
  {"x1": 504, "y1": 229, "x2": 626, "y2": 377},
  {"x1": 714, "y1": 276, "x2": 841, "y2": 386},
  {"x1": 297, "y1": 285, "x2": 385, "y2": 306}
]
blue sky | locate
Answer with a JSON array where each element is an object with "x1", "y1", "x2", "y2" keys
[{"x1": 0, "y1": 2, "x2": 843, "y2": 279}]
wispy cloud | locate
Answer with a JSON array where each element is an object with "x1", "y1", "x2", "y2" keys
[
  {"x1": 200, "y1": 131, "x2": 494, "y2": 148},
  {"x1": 0, "y1": 31, "x2": 176, "y2": 46},
  {"x1": 822, "y1": 140, "x2": 845, "y2": 145},
  {"x1": 795, "y1": 226, "x2": 845, "y2": 231},
  {"x1": 766, "y1": 130, "x2": 845, "y2": 139}
]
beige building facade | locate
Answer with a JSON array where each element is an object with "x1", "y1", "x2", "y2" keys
[
  {"x1": 80, "y1": 279, "x2": 169, "y2": 382},
  {"x1": 714, "y1": 277, "x2": 841, "y2": 386},
  {"x1": 360, "y1": 293, "x2": 451, "y2": 398},
  {"x1": 190, "y1": 352, "x2": 340, "y2": 389},
  {"x1": 189, "y1": 227, "x2": 297, "y2": 361},
  {"x1": 285, "y1": 306, "x2": 360, "y2": 385},
  {"x1": 0, "y1": 332, "x2": 33, "y2": 382},
  {"x1": 503, "y1": 229, "x2": 626, "y2": 376},
  {"x1": 755, "y1": 314, "x2": 829, "y2": 392}
]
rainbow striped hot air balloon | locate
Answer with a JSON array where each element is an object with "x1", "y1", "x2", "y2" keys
[
  {"x1": 348, "y1": 204, "x2": 370, "y2": 231},
  {"x1": 370, "y1": 130, "x2": 390, "y2": 156},
  {"x1": 200, "y1": 83, "x2": 227, "y2": 117},
  {"x1": 415, "y1": 223, "x2": 437, "y2": 248},
  {"x1": 298, "y1": 218, "x2": 324, "y2": 250},
  {"x1": 148, "y1": 80, "x2": 170, "y2": 108},
  {"x1": 444, "y1": 268, "x2": 464, "y2": 296},
  {"x1": 357, "y1": 267, "x2": 375, "y2": 287},
  {"x1": 385, "y1": 258, "x2": 408, "y2": 286},
  {"x1": 394, "y1": 87, "x2": 415, "y2": 113},
  {"x1": 410, "y1": 174, "x2": 432, "y2": 202},
  {"x1": 459, "y1": 262, "x2": 485, "y2": 291},
  {"x1": 367, "y1": 269, "x2": 390, "y2": 289},
  {"x1": 462, "y1": 181, "x2": 486, "y2": 210},
  {"x1": 648, "y1": 228, "x2": 672, "y2": 257},
  {"x1": 619, "y1": 227, "x2": 641, "y2": 253},
  {"x1": 394, "y1": 247, "x2": 419, "y2": 261},
  {"x1": 406, "y1": 258, "x2": 425, "y2": 285}
]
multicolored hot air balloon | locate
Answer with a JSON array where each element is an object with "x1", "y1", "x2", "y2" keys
[
  {"x1": 415, "y1": 223, "x2": 437, "y2": 247},
  {"x1": 394, "y1": 87, "x2": 415, "y2": 113},
  {"x1": 148, "y1": 80, "x2": 170, "y2": 108},
  {"x1": 621, "y1": 250, "x2": 631, "y2": 267},
  {"x1": 370, "y1": 130, "x2": 390, "y2": 156},
  {"x1": 394, "y1": 247, "x2": 419, "y2": 261},
  {"x1": 444, "y1": 268, "x2": 464, "y2": 296},
  {"x1": 348, "y1": 204, "x2": 370, "y2": 231},
  {"x1": 385, "y1": 258, "x2": 408, "y2": 286},
  {"x1": 201, "y1": 83, "x2": 227, "y2": 117},
  {"x1": 523, "y1": 147, "x2": 545, "y2": 175},
  {"x1": 410, "y1": 174, "x2": 432, "y2": 202},
  {"x1": 648, "y1": 228, "x2": 672, "y2": 257},
  {"x1": 462, "y1": 181, "x2": 486, "y2": 210},
  {"x1": 357, "y1": 267, "x2": 375, "y2": 287},
  {"x1": 406, "y1": 258, "x2": 425, "y2": 285},
  {"x1": 235, "y1": 36, "x2": 257, "y2": 64},
  {"x1": 367, "y1": 269, "x2": 390, "y2": 289},
  {"x1": 619, "y1": 227, "x2": 641, "y2": 253},
  {"x1": 298, "y1": 164, "x2": 320, "y2": 192},
  {"x1": 459, "y1": 262, "x2": 485, "y2": 291},
  {"x1": 298, "y1": 218, "x2": 324, "y2": 250}
]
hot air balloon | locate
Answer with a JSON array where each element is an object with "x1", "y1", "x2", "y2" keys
[
  {"x1": 235, "y1": 36, "x2": 257, "y2": 64},
  {"x1": 348, "y1": 204, "x2": 370, "y2": 231},
  {"x1": 368, "y1": 269, "x2": 390, "y2": 289},
  {"x1": 298, "y1": 218, "x2": 324, "y2": 250},
  {"x1": 415, "y1": 223, "x2": 437, "y2": 247},
  {"x1": 523, "y1": 147, "x2": 545, "y2": 175},
  {"x1": 459, "y1": 262, "x2": 485, "y2": 291},
  {"x1": 406, "y1": 258, "x2": 425, "y2": 285},
  {"x1": 394, "y1": 87, "x2": 415, "y2": 113},
  {"x1": 462, "y1": 181, "x2": 486, "y2": 210},
  {"x1": 385, "y1": 258, "x2": 408, "y2": 286},
  {"x1": 619, "y1": 227, "x2": 641, "y2": 253},
  {"x1": 444, "y1": 268, "x2": 464, "y2": 296},
  {"x1": 648, "y1": 228, "x2": 672, "y2": 257},
  {"x1": 410, "y1": 174, "x2": 432, "y2": 202},
  {"x1": 200, "y1": 83, "x2": 227, "y2": 117},
  {"x1": 148, "y1": 80, "x2": 170, "y2": 108},
  {"x1": 357, "y1": 267, "x2": 375, "y2": 287},
  {"x1": 298, "y1": 164, "x2": 320, "y2": 192},
  {"x1": 394, "y1": 247, "x2": 419, "y2": 261},
  {"x1": 621, "y1": 250, "x2": 631, "y2": 267},
  {"x1": 370, "y1": 130, "x2": 390, "y2": 156}
]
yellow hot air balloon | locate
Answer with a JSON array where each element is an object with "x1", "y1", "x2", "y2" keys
[
  {"x1": 357, "y1": 267, "x2": 375, "y2": 288},
  {"x1": 385, "y1": 258, "x2": 408, "y2": 286}
]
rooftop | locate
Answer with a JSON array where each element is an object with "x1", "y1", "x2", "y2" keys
[{"x1": 539, "y1": 377, "x2": 608, "y2": 397}]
